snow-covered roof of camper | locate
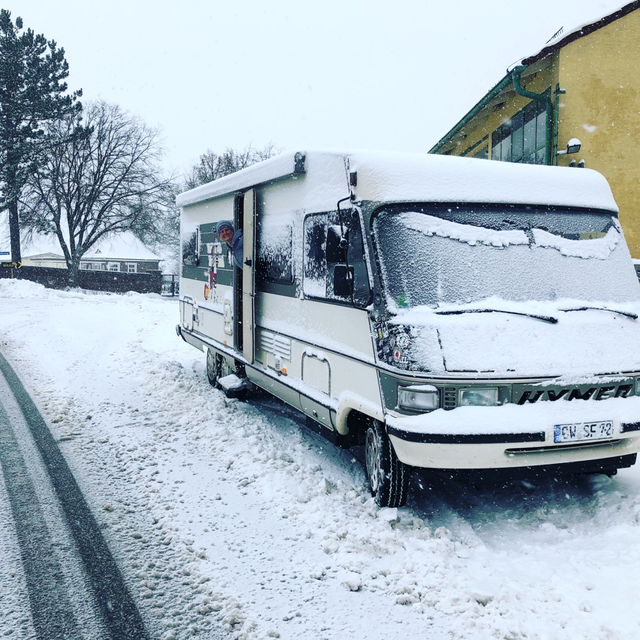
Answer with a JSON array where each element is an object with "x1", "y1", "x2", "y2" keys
[
  {"x1": 177, "y1": 150, "x2": 618, "y2": 213},
  {"x1": 176, "y1": 152, "x2": 311, "y2": 208}
]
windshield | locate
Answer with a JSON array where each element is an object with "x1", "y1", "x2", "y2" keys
[{"x1": 373, "y1": 204, "x2": 640, "y2": 310}]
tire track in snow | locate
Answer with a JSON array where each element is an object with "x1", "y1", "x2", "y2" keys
[
  {"x1": 0, "y1": 396, "x2": 81, "y2": 639},
  {"x1": 0, "y1": 350, "x2": 150, "y2": 640}
]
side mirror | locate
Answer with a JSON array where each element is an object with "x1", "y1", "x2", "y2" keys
[
  {"x1": 327, "y1": 225, "x2": 347, "y2": 263},
  {"x1": 333, "y1": 264, "x2": 354, "y2": 298}
]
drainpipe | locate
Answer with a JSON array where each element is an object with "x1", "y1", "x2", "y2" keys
[{"x1": 510, "y1": 65, "x2": 553, "y2": 166}]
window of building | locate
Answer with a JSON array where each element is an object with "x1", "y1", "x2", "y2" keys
[
  {"x1": 127, "y1": 263, "x2": 136, "y2": 273},
  {"x1": 461, "y1": 135, "x2": 489, "y2": 159},
  {"x1": 491, "y1": 92, "x2": 549, "y2": 165},
  {"x1": 107, "y1": 262, "x2": 119, "y2": 272}
]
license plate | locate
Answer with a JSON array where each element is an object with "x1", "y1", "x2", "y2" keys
[{"x1": 554, "y1": 420, "x2": 615, "y2": 443}]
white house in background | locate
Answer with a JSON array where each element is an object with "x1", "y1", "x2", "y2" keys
[{"x1": 21, "y1": 232, "x2": 161, "y2": 274}]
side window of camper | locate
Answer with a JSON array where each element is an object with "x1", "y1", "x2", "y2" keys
[
  {"x1": 182, "y1": 227, "x2": 200, "y2": 266},
  {"x1": 303, "y1": 212, "x2": 370, "y2": 307},
  {"x1": 303, "y1": 214, "x2": 328, "y2": 298},
  {"x1": 256, "y1": 215, "x2": 295, "y2": 295}
]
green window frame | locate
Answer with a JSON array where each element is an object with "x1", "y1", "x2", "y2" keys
[{"x1": 491, "y1": 90, "x2": 549, "y2": 165}]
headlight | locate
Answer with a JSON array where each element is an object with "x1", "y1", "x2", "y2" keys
[
  {"x1": 398, "y1": 385, "x2": 439, "y2": 412},
  {"x1": 459, "y1": 387, "x2": 499, "y2": 407}
]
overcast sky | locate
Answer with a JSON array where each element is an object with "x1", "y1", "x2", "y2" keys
[{"x1": 7, "y1": 0, "x2": 631, "y2": 176}]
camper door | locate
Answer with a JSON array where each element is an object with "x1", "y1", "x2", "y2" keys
[{"x1": 241, "y1": 189, "x2": 255, "y2": 364}]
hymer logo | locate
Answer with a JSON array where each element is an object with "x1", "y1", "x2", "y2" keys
[{"x1": 516, "y1": 384, "x2": 633, "y2": 405}]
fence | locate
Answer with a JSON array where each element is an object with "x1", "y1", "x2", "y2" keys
[
  {"x1": 161, "y1": 274, "x2": 179, "y2": 297},
  {"x1": 0, "y1": 266, "x2": 163, "y2": 294}
]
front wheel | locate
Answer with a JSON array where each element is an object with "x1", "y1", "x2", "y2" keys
[{"x1": 364, "y1": 420, "x2": 409, "y2": 508}]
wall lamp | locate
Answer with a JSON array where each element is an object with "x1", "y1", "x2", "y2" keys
[{"x1": 557, "y1": 138, "x2": 582, "y2": 156}]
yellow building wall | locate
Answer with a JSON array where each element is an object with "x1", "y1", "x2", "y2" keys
[{"x1": 558, "y1": 10, "x2": 640, "y2": 256}]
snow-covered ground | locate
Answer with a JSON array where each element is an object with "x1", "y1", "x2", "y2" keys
[{"x1": 1, "y1": 279, "x2": 640, "y2": 640}]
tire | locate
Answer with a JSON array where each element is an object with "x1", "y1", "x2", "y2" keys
[
  {"x1": 206, "y1": 349, "x2": 249, "y2": 399},
  {"x1": 364, "y1": 420, "x2": 409, "y2": 508},
  {"x1": 206, "y1": 349, "x2": 222, "y2": 387}
]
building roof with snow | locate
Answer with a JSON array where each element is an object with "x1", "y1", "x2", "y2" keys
[{"x1": 21, "y1": 232, "x2": 160, "y2": 262}]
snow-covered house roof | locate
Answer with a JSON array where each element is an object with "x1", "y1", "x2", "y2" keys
[
  {"x1": 22, "y1": 232, "x2": 160, "y2": 262},
  {"x1": 521, "y1": 1, "x2": 640, "y2": 66},
  {"x1": 21, "y1": 235, "x2": 66, "y2": 260},
  {"x1": 83, "y1": 233, "x2": 160, "y2": 261}
]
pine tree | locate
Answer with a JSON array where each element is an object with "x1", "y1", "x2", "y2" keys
[{"x1": 0, "y1": 9, "x2": 82, "y2": 264}]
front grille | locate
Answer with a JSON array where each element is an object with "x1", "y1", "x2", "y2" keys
[
  {"x1": 505, "y1": 439, "x2": 622, "y2": 456},
  {"x1": 513, "y1": 381, "x2": 634, "y2": 405},
  {"x1": 443, "y1": 387, "x2": 457, "y2": 410}
]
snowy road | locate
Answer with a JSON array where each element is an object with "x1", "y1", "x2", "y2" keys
[
  {"x1": 1, "y1": 279, "x2": 640, "y2": 639},
  {"x1": 0, "y1": 350, "x2": 149, "y2": 639}
]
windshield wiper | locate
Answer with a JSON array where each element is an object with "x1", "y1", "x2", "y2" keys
[
  {"x1": 561, "y1": 306, "x2": 638, "y2": 320},
  {"x1": 434, "y1": 308, "x2": 558, "y2": 324}
]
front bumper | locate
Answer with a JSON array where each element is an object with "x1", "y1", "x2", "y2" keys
[{"x1": 386, "y1": 395, "x2": 640, "y2": 470}]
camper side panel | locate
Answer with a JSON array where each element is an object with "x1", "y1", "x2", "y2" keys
[{"x1": 180, "y1": 194, "x2": 236, "y2": 346}]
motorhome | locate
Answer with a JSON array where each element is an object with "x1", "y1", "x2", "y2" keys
[{"x1": 176, "y1": 150, "x2": 640, "y2": 507}]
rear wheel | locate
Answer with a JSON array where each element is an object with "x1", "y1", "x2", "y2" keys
[
  {"x1": 206, "y1": 349, "x2": 249, "y2": 398},
  {"x1": 206, "y1": 349, "x2": 233, "y2": 388},
  {"x1": 206, "y1": 349, "x2": 222, "y2": 387},
  {"x1": 364, "y1": 420, "x2": 409, "y2": 507}
]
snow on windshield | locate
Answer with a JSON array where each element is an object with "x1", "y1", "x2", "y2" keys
[
  {"x1": 374, "y1": 206, "x2": 640, "y2": 310},
  {"x1": 532, "y1": 225, "x2": 619, "y2": 259},
  {"x1": 402, "y1": 212, "x2": 529, "y2": 247}
]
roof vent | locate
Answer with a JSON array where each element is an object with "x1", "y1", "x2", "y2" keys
[{"x1": 294, "y1": 152, "x2": 306, "y2": 174}]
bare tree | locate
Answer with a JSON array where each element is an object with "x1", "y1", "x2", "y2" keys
[
  {"x1": 184, "y1": 143, "x2": 279, "y2": 189},
  {"x1": 21, "y1": 101, "x2": 174, "y2": 285}
]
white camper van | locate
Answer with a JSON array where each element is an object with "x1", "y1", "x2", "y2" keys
[{"x1": 176, "y1": 150, "x2": 640, "y2": 507}]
